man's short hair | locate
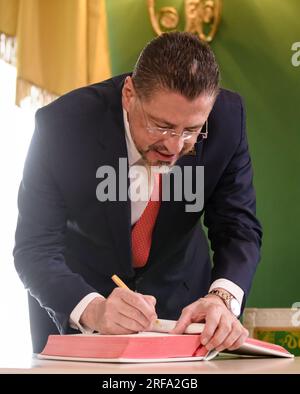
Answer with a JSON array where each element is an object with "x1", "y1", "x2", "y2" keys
[{"x1": 132, "y1": 31, "x2": 220, "y2": 101}]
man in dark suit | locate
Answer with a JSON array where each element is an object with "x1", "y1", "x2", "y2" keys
[{"x1": 14, "y1": 32, "x2": 262, "y2": 354}]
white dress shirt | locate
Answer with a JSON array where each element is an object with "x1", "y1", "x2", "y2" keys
[{"x1": 70, "y1": 109, "x2": 244, "y2": 332}]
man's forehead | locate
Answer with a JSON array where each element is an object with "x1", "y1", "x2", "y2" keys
[
  {"x1": 145, "y1": 89, "x2": 214, "y2": 108},
  {"x1": 143, "y1": 90, "x2": 214, "y2": 125}
]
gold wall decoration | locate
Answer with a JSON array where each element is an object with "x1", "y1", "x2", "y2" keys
[{"x1": 147, "y1": 0, "x2": 222, "y2": 43}]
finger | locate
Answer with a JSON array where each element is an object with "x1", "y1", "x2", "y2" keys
[
  {"x1": 99, "y1": 320, "x2": 138, "y2": 335},
  {"x1": 142, "y1": 295, "x2": 158, "y2": 329},
  {"x1": 205, "y1": 315, "x2": 232, "y2": 350},
  {"x1": 200, "y1": 304, "x2": 223, "y2": 347},
  {"x1": 216, "y1": 320, "x2": 245, "y2": 351},
  {"x1": 170, "y1": 309, "x2": 193, "y2": 334},
  {"x1": 121, "y1": 289, "x2": 157, "y2": 323},
  {"x1": 227, "y1": 328, "x2": 249, "y2": 351},
  {"x1": 117, "y1": 299, "x2": 153, "y2": 329},
  {"x1": 117, "y1": 311, "x2": 151, "y2": 332},
  {"x1": 143, "y1": 295, "x2": 157, "y2": 307},
  {"x1": 115, "y1": 288, "x2": 157, "y2": 323}
]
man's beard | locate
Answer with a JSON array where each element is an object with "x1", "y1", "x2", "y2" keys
[{"x1": 138, "y1": 142, "x2": 194, "y2": 169}]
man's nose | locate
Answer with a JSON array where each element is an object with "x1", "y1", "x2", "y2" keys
[{"x1": 163, "y1": 134, "x2": 185, "y2": 155}]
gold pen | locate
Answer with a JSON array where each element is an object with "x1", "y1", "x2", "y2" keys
[{"x1": 111, "y1": 274, "x2": 130, "y2": 290}]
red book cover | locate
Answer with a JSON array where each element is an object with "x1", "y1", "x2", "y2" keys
[
  {"x1": 39, "y1": 333, "x2": 213, "y2": 362},
  {"x1": 38, "y1": 320, "x2": 294, "y2": 363},
  {"x1": 232, "y1": 337, "x2": 293, "y2": 358}
]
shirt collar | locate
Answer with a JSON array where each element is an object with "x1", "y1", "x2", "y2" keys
[{"x1": 123, "y1": 108, "x2": 143, "y2": 167}]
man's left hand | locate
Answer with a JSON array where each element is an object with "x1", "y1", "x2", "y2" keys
[{"x1": 170, "y1": 295, "x2": 249, "y2": 352}]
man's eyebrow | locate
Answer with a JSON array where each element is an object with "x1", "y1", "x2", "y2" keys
[
  {"x1": 149, "y1": 114, "x2": 203, "y2": 130},
  {"x1": 148, "y1": 114, "x2": 175, "y2": 127}
]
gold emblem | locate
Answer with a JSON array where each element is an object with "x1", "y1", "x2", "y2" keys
[{"x1": 147, "y1": 0, "x2": 222, "y2": 43}]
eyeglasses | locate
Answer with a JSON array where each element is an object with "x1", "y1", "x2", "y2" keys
[{"x1": 137, "y1": 97, "x2": 208, "y2": 142}]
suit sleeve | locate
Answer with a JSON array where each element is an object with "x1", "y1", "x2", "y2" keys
[
  {"x1": 13, "y1": 110, "x2": 97, "y2": 334},
  {"x1": 204, "y1": 96, "x2": 262, "y2": 304}
]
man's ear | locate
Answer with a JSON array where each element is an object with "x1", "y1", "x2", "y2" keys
[{"x1": 122, "y1": 76, "x2": 135, "y2": 111}]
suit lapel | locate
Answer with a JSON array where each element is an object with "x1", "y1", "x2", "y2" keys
[{"x1": 95, "y1": 81, "x2": 134, "y2": 277}]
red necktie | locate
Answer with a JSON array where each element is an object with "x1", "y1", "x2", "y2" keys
[{"x1": 131, "y1": 174, "x2": 161, "y2": 268}]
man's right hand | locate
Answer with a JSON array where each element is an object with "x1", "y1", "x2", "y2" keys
[{"x1": 79, "y1": 287, "x2": 157, "y2": 334}]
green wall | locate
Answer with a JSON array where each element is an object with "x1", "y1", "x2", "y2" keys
[{"x1": 105, "y1": 0, "x2": 300, "y2": 308}]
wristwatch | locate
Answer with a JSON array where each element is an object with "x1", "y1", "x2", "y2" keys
[{"x1": 208, "y1": 288, "x2": 241, "y2": 317}]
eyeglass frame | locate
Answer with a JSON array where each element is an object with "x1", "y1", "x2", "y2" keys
[{"x1": 136, "y1": 95, "x2": 208, "y2": 143}]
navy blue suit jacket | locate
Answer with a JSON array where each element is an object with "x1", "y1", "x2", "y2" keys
[{"x1": 13, "y1": 74, "x2": 262, "y2": 353}]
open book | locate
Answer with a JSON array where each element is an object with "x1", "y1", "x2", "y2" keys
[{"x1": 38, "y1": 319, "x2": 294, "y2": 363}]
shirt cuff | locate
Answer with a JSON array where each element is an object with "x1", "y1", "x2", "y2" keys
[
  {"x1": 69, "y1": 292, "x2": 105, "y2": 334},
  {"x1": 209, "y1": 279, "x2": 244, "y2": 306}
]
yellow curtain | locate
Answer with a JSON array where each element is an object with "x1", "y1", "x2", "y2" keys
[
  {"x1": 0, "y1": 0, "x2": 111, "y2": 105},
  {"x1": 0, "y1": 0, "x2": 19, "y2": 65},
  {"x1": 0, "y1": 0, "x2": 19, "y2": 36}
]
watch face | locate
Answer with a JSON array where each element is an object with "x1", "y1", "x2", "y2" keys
[{"x1": 230, "y1": 298, "x2": 241, "y2": 317}]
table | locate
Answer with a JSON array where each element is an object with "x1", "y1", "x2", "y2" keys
[{"x1": 0, "y1": 354, "x2": 299, "y2": 374}]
